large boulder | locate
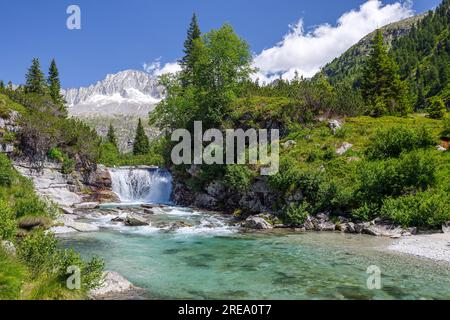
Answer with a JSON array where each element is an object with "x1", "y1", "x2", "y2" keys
[
  {"x1": 241, "y1": 216, "x2": 273, "y2": 230},
  {"x1": 89, "y1": 271, "x2": 144, "y2": 300},
  {"x1": 328, "y1": 120, "x2": 342, "y2": 134},
  {"x1": 205, "y1": 181, "x2": 226, "y2": 199},
  {"x1": 74, "y1": 202, "x2": 100, "y2": 210},
  {"x1": 314, "y1": 221, "x2": 336, "y2": 232},
  {"x1": 125, "y1": 214, "x2": 149, "y2": 227},
  {"x1": 194, "y1": 193, "x2": 218, "y2": 209},
  {"x1": 66, "y1": 221, "x2": 100, "y2": 232}
]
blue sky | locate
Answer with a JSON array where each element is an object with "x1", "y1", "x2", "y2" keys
[{"x1": 0, "y1": 0, "x2": 442, "y2": 88}]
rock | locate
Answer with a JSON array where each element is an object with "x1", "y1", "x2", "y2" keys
[
  {"x1": 281, "y1": 140, "x2": 297, "y2": 149},
  {"x1": 314, "y1": 221, "x2": 336, "y2": 232},
  {"x1": 89, "y1": 271, "x2": 137, "y2": 300},
  {"x1": 66, "y1": 222, "x2": 99, "y2": 232},
  {"x1": 442, "y1": 221, "x2": 450, "y2": 234},
  {"x1": 125, "y1": 214, "x2": 149, "y2": 227},
  {"x1": 61, "y1": 207, "x2": 75, "y2": 215},
  {"x1": 316, "y1": 212, "x2": 330, "y2": 221},
  {"x1": 1, "y1": 241, "x2": 16, "y2": 256},
  {"x1": 48, "y1": 226, "x2": 77, "y2": 235},
  {"x1": 363, "y1": 224, "x2": 404, "y2": 238},
  {"x1": 205, "y1": 181, "x2": 226, "y2": 199},
  {"x1": 143, "y1": 208, "x2": 155, "y2": 215},
  {"x1": 354, "y1": 223, "x2": 367, "y2": 234},
  {"x1": 241, "y1": 216, "x2": 273, "y2": 230},
  {"x1": 328, "y1": 120, "x2": 342, "y2": 134},
  {"x1": 111, "y1": 216, "x2": 125, "y2": 223},
  {"x1": 304, "y1": 216, "x2": 315, "y2": 231},
  {"x1": 18, "y1": 216, "x2": 51, "y2": 230},
  {"x1": 436, "y1": 145, "x2": 447, "y2": 152},
  {"x1": 345, "y1": 222, "x2": 357, "y2": 234},
  {"x1": 336, "y1": 142, "x2": 353, "y2": 155},
  {"x1": 74, "y1": 202, "x2": 100, "y2": 210},
  {"x1": 187, "y1": 165, "x2": 200, "y2": 177},
  {"x1": 194, "y1": 193, "x2": 218, "y2": 209},
  {"x1": 168, "y1": 221, "x2": 193, "y2": 231}
]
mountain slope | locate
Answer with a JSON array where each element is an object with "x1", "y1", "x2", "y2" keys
[
  {"x1": 63, "y1": 70, "x2": 164, "y2": 152},
  {"x1": 322, "y1": 14, "x2": 425, "y2": 85},
  {"x1": 322, "y1": 0, "x2": 450, "y2": 109}
]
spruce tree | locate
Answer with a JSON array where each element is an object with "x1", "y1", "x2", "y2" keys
[
  {"x1": 25, "y1": 58, "x2": 46, "y2": 94},
  {"x1": 0, "y1": 81, "x2": 4, "y2": 91},
  {"x1": 133, "y1": 119, "x2": 150, "y2": 155},
  {"x1": 47, "y1": 59, "x2": 65, "y2": 108},
  {"x1": 361, "y1": 30, "x2": 410, "y2": 116},
  {"x1": 106, "y1": 123, "x2": 118, "y2": 149},
  {"x1": 180, "y1": 13, "x2": 201, "y2": 87}
]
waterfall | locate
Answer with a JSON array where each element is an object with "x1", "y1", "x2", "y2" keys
[{"x1": 109, "y1": 167, "x2": 173, "y2": 204}]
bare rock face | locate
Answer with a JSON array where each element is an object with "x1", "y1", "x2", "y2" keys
[
  {"x1": 194, "y1": 193, "x2": 218, "y2": 210},
  {"x1": 336, "y1": 142, "x2": 353, "y2": 156}
]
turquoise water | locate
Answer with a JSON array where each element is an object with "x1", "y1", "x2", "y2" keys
[{"x1": 61, "y1": 208, "x2": 450, "y2": 300}]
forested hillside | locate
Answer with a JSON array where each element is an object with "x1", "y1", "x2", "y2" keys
[{"x1": 323, "y1": 0, "x2": 450, "y2": 110}]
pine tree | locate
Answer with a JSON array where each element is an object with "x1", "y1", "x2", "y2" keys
[
  {"x1": 25, "y1": 58, "x2": 46, "y2": 94},
  {"x1": 106, "y1": 123, "x2": 118, "y2": 149},
  {"x1": 361, "y1": 30, "x2": 410, "y2": 116},
  {"x1": 426, "y1": 96, "x2": 446, "y2": 119},
  {"x1": 133, "y1": 119, "x2": 150, "y2": 155},
  {"x1": 0, "y1": 81, "x2": 4, "y2": 91},
  {"x1": 180, "y1": 13, "x2": 201, "y2": 87},
  {"x1": 47, "y1": 59, "x2": 65, "y2": 108}
]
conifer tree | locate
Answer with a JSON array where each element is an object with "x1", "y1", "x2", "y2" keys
[
  {"x1": 106, "y1": 123, "x2": 118, "y2": 149},
  {"x1": 133, "y1": 119, "x2": 150, "y2": 155},
  {"x1": 180, "y1": 13, "x2": 202, "y2": 87},
  {"x1": 25, "y1": 58, "x2": 46, "y2": 95},
  {"x1": 47, "y1": 59, "x2": 65, "y2": 108},
  {"x1": 361, "y1": 30, "x2": 411, "y2": 116},
  {"x1": 426, "y1": 96, "x2": 446, "y2": 119},
  {"x1": 0, "y1": 80, "x2": 4, "y2": 91},
  {"x1": 7, "y1": 81, "x2": 13, "y2": 91}
]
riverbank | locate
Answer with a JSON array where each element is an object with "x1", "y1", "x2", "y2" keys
[{"x1": 389, "y1": 233, "x2": 450, "y2": 263}]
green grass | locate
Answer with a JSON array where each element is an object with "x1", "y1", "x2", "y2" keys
[
  {"x1": 0, "y1": 249, "x2": 27, "y2": 300},
  {"x1": 0, "y1": 94, "x2": 27, "y2": 118}
]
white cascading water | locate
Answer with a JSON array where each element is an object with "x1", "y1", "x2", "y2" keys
[{"x1": 109, "y1": 168, "x2": 173, "y2": 204}]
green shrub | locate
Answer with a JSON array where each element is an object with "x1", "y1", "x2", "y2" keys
[
  {"x1": 224, "y1": 165, "x2": 255, "y2": 192},
  {"x1": 18, "y1": 230, "x2": 104, "y2": 290},
  {"x1": 426, "y1": 96, "x2": 446, "y2": 119},
  {"x1": 381, "y1": 190, "x2": 450, "y2": 228},
  {"x1": 284, "y1": 202, "x2": 310, "y2": 226},
  {"x1": 0, "y1": 201, "x2": 17, "y2": 240},
  {"x1": 351, "y1": 203, "x2": 379, "y2": 221},
  {"x1": 443, "y1": 116, "x2": 450, "y2": 136},
  {"x1": 98, "y1": 142, "x2": 120, "y2": 167},
  {"x1": 366, "y1": 126, "x2": 434, "y2": 160},
  {"x1": 356, "y1": 150, "x2": 436, "y2": 205},
  {"x1": 14, "y1": 193, "x2": 49, "y2": 219},
  {"x1": 0, "y1": 154, "x2": 14, "y2": 187},
  {"x1": 47, "y1": 148, "x2": 64, "y2": 162}
]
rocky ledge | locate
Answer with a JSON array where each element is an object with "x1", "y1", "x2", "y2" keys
[{"x1": 89, "y1": 271, "x2": 146, "y2": 300}]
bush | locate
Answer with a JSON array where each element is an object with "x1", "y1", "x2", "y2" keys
[
  {"x1": 18, "y1": 230, "x2": 104, "y2": 291},
  {"x1": 443, "y1": 116, "x2": 450, "y2": 136},
  {"x1": 0, "y1": 201, "x2": 17, "y2": 240},
  {"x1": 351, "y1": 203, "x2": 379, "y2": 221},
  {"x1": 426, "y1": 96, "x2": 446, "y2": 119},
  {"x1": 224, "y1": 165, "x2": 255, "y2": 192},
  {"x1": 0, "y1": 154, "x2": 14, "y2": 187},
  {"x1": 366, "y1": 126, "x2": 434, "y2": 160},
  {"x1": 284, "y1": 202, "x2": 310, "y2": 226},
  {"x1": 356, "y1": 150, "x2": 436, "y2": 205},
  {"x1": 381, "y1": 190, "x2": 450, "y2": 228}
]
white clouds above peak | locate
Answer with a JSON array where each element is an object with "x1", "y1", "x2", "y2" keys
[
  {"x1": 253, "y1": 0, "x2": 414, "y2": 83},
  {"x1": 143, "y1": 58, "x2": 182, "y2": 77}
]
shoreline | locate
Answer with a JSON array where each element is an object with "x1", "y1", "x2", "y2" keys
[{"x1": 388, "y1": 233, "x2": 450, "y2": 263}]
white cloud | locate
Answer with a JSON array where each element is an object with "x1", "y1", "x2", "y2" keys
[
  {"x1": 253, "y1": 0, "x2": 414, "y2": 83},
  {"x1": 143, "y1": 58, "x2": 182, "y2": 76}
]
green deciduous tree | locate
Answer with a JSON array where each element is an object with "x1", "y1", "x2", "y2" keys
[
  {"x1": 25, "y1": 58, "x2": 46, "y2": 95},
  {"x1": 360, "y1": 30, "x2": 411, "y2": 116},
  {"x1": 133, "y1": 119, "x2": 150, "y2": 155}
]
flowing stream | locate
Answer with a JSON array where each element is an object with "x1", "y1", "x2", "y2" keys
[{"x1": 61, "y1": 167, "x2": 450, "y2": 300}]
